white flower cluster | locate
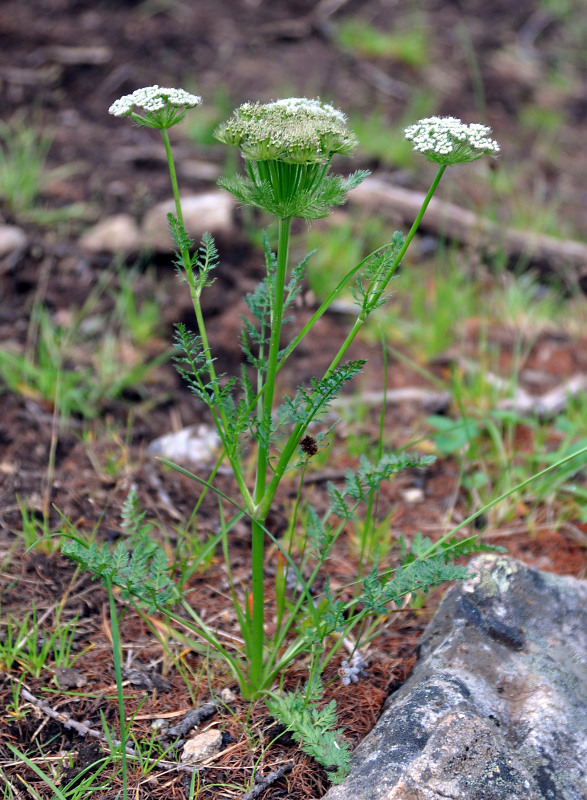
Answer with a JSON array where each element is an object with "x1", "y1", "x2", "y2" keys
[
  {"x1": 267, "y1": 97, "x2": 347, "y2": 124},
  {"x1": 338, "y1": 652, "x2": 368, "y2": 686},
  {"x1": 214, "y1": 97, "x2": 356, "y2": 164},
  {"x1": 108, "y1": 85, "x2": 201, "y2": 118},
  {"x1": 404, "y1": 116, "x2": 500, "y2": 165}
]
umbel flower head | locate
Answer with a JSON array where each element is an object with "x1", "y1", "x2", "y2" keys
[
  {"x1": 215, "y1": 97, "x2": 367, "y2": 219},
  {"x1": 404, "y1": 116, "x2": 500, "y2": 166},
  {"x1": 108, "y1": 85, "x2": 202, "y2": 130},
  {"x1": 215, "y1": 98, "x2": 357, "y2": 164}
]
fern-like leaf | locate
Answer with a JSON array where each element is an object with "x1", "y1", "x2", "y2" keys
[{"x1": 266, "y1": 680, "x2": 351, "y2": 784}]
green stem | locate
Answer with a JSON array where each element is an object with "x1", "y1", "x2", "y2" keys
[
  {"x1": 160, "y1": 127, "x2": 252, "y2": 510},
  {"x1": 248, "y1": 216, "x2": 292, "y2": 691},
  {"x1": 106, "y1": 578, "x2": 128, "y2": 800},
  {"x1": 258, "y1": 216, "x2": 292, "y2": 467},
  {"x1": 161, "y1": 129, "x2": 184, "y2": 228},
  {"x1": 324, "y1": 165, "x2": 447, "y2": 378},
  {"x1": 260, "y1": 167, "x2": 447, "y2": 517}
]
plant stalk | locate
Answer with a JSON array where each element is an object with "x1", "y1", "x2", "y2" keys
[
  {"x1": 106, "y1": 578, "x2": 128, "y2": 800},
  {"x1": 249, "y1": 215, "x2": 292, "y2": 691},
  {"x1": 324, "y1": 165, "x2": 447, "y2": 378}
]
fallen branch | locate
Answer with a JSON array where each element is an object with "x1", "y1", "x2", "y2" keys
[
  {"x1": 18, "y1": 687, "x2": 198, "y2": 775},
  {"x1": 331, "y1": 386, "x2": 451, "y2": 414},
  {"x1": 350, "y1": 177, "x2": 587, "y2": 275},
  {"x1": 163, "y1": 701, "x2": 220, "y2": 740},
  {"x1": 238, "y1": 762, "x2": 294, "y2": 800},
  {"x1": 20, "y1": 687, "x2": 131, "y2": 752},
  {"x1": 498, "y1": 374, "x2": 587, "y2": 418},
  {"x1": 453, "y1": 359, "x2": 587, "y2": 418}
]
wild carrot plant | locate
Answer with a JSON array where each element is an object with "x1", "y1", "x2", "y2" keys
[
  {"x1": 57, "y1": 86, "x2": 587, "y2": 783},
  {"x1": 66, "y1": 89, "x2": 503, "y2": 716}
]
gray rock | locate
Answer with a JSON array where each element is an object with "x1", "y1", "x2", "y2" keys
[
  {"x1": 0, "y1": 224, "x2": 27, "y2": 256},
  {"x1": 79, "y1": 213, "x2": 141, "y2": 253},
  {"x1": 325, "y1": 555, "x2": 587, "y2": 800},
  {"x1": 54, "y1": 667, "x2": 87, "y2": 689},
  {"x1": 141, "y1": 191, "x2": 234, "y2": 251}
]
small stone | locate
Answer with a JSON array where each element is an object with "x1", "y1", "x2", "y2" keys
[
  {"x1": 181, "y1": 159, "x2": 222, "y2": 182},
  {"x1": 141, "y1": 192, "x2": 234, "y2": 251},
  {"x1": 220, "y1": 687, "x2": 236, "y2": 704},
  {"x1": 79, "y1": 214, "x2": 141, "y2": 253},
  {"x1": 0, "y1": 224, "x2": 27, "y2": 256},
  {"x1": 55, "y1": 667, "x2": 87, "y2": 689},
  {"x1": 181, "y1": 729, "x2": 222, "y2": 765},
  {"x1": 147, "y1": 424, "x2": 222, "y2": 467},
  {"x1": 150, "y1": 718, "x2": 169, "y2": 732},
  {"x1": 402, "y1": 487, "x2": 425, "y2": 504}
]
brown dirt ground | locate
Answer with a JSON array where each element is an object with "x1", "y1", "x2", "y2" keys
[{"x1": 1, "y1": 1, "x2": 587, "y2": 798}]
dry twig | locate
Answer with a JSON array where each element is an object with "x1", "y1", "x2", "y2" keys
[
  {"x1": 18, "y1": 687, "x2": 198, "y2": 775},
  {"x1": 238, "y1": 761, "x2": 294, "y2": 800}
]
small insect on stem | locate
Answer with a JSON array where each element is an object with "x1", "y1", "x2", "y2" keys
[{"x1": 300, "y1": 435, "x2": 319, "y2": 457}]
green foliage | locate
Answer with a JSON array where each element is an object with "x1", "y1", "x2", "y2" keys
[
  {"x1": 173, "y1": 322, "x2": 238, "y2": 431},
  {"x1": 220, "y1": 168, "x2": 369, "y2": 220},
  {"x1": 306, "y1": 505, "x2": 332, "y2": 558},
  {"x1": 62, "y1": 488, "x2": 177, "y2": 614},
  {"x1": 427, "y1": 414, "x2": 482, "y2": 455},
  {"x1": 279, "y1": 361, "x2": 366, "y2": 427},
  {"x1": 0, "y1": 605, "x2": 85, "y2": 677},
  {"x1": 266, "y1": 679, "x2": 351, "y2": 783},
  {"x1": 359, "y1": 534, "x2": 483, "y2": 615},
  {"x1": 315, "y1": 577, "x2": 346, "y2": 635},
  {"x1": 8, "y1": 728, "x2": 116, "y2": 799},
  {"x1": 377, "y1": 245, "x2": 478, "y2": 359},
  {"x1": 241, "y1": 233, "x2": 310, "y2": 371},
  {"x1": 327, "y1": 452, "x2": 436, "y2": 518},
  {"x1": 173, "y1": 324, "x2": 211, "y2": 399},
  {"x1": 0, "y1": 265, "x2": 168, "y2": 419},
  {"x1": 171, "y1": 226, "x2": 219, "y2": 296},
  {"x1": 302, "y1": 215, "x2": 388, "y2": 301},
  {"x1": 351, "y1": 232, "x2": 405, "y2": 314},
  {"x1": 111, "y1": 266, "x2": 162, "y2": 346},
  {"x1": 14, "y1": 501, "x2": 64, "y2": 554},
  {"x1": 0, "y1": 114, "x2": 52, "y2": 215},
  {"x1": 335, "y1": 17, "x2": 430, "y2": 67},
  {"x1": 0, "y1": 113, "x2": 87, "y2": 223}
]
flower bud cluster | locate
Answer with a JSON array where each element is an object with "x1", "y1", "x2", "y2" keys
[
  {"x1": 109, "y1": 85, "x2": 201, "y2": 129},
  {"x1": 404, "y1": 116, "x2": 500, "y2": 165},
  {"x1": 215, "y1": 98, "x2": 357, "y2": 164}
]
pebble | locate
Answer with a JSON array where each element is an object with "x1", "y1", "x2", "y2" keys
[
  {"x1": 0, "y1": 224, "x2": 27, "y2": 256},
  {"x1": 141, "y1": 191, "x2": 234, "y2": 251},
  {"x1": 402, "y1": 487, "x2": 425, "y2": 504},
  {"x1": 147, "y1": 424, "x2": 222, "y2": 467},
  {"x1": 79, "y1": 213, "x2": 141, "y2": 253},
  {"x1": 54, "y1": 667, "x2": 88, "y2": 689},
  {"x1": 181, "y1": 729, "x2": 222, "y2": 765},
  {"x1": 220, "y1": 687, "x2": 237, "y2": 703}
]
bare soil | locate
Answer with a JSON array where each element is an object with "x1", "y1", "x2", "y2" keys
[{"x1": 1, "y1": 1, "x2": 586, "y2": 798}]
